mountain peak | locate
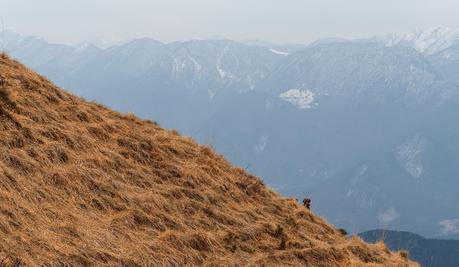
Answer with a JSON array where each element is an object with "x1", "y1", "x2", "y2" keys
[
  {"x1": 380, "y1": 26, "x2": 459, "y2": 55},
  {"x1": 0, "y1": 53, "x2": 417, "y2": 266}
]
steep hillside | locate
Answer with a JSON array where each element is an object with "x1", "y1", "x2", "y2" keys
[
  {"x1": 360, "y1": 230, "x2": 459, "y2": 267},
  {"x1": 0, "y1": 54, "x2": 417, "y2": 266}
]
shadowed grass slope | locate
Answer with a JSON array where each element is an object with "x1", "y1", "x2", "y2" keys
[{"x1": 0, "y1": 53, "x2": 418, "y2": 266}]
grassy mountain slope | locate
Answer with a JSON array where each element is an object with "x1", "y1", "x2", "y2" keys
[{"x1": 0, "y1": 54, "x2": 416, "y2": 266}]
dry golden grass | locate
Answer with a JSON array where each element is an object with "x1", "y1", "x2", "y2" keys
[{"x1": 0, "y1": 53, "x2": 418, "y2": 266}]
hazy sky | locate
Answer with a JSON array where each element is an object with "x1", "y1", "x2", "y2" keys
[{"x1": 1, "y1": 0, "x2": 459, "y2": 45}]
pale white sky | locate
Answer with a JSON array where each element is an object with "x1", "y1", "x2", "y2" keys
[{"x1": 1, "y1": 0, "x2": 459, "y2": 45}]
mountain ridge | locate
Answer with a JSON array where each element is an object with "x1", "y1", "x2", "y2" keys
[{"x1": 359, "y1": 229, "x2": 459, "y2": 267}]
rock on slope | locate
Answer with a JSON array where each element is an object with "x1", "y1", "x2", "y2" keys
[{"x1": 0, "y1": 54, "x2": 416, "y2": 266}]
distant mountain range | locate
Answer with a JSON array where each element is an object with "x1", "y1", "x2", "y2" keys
[
  {"x1": 2, "y1": 26, "x2": 459, "y2": 239},
  {"x1": 359, "y1": 230, "x2": 459, "y2": 267},
  {"x1": 1, "y1": 54, "x2": 414, "y2": 266}
]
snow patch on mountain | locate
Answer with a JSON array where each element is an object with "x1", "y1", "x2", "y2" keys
[
  {"x1": 269, "y1": 48, "x2": 289, "y2": 56},
  {"x1": 216, "y1": 64, "x2": 237, "y2": 80},
  {"x1": 395, "y1": 135, "x2": 427, "y2": 178},
  {"x1": 356, "y1": 164, "x2": 368, "y2": 177},
  {"x1": 439, "y1": 219, "x2": 459, "y2": 234},
  {"x1": 379, "y1": 207, "x2": 399, "y2": 225},
  {"x1": 188, "y1": 55, "x2": 202, "y2": 72},
  {"x1": 172, "y1": 58, "x2": 181, "y2": 76},
  {"x1": 208, "y1": 89, "x2": 217, "y2": 99},
  {"x1": 216, "y1": 46, "x2": 236, "y2": 80},
  {"x1": 279, "y1": 89, "x2": 316, "y2": 109},
  {"x1": 217, "y1": 64, "x2": 227, "y2": 78},
  {"x1": 345, "y1": 164, "x2": 378, "y2": 210}
]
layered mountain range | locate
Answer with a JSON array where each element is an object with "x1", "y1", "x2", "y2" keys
[
  {"x1": 0, "y1": 53, "x2": 417, "y2": 266},
  {"x1": 2, "y1": 26, "x2": 459, "y2": 239}
]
